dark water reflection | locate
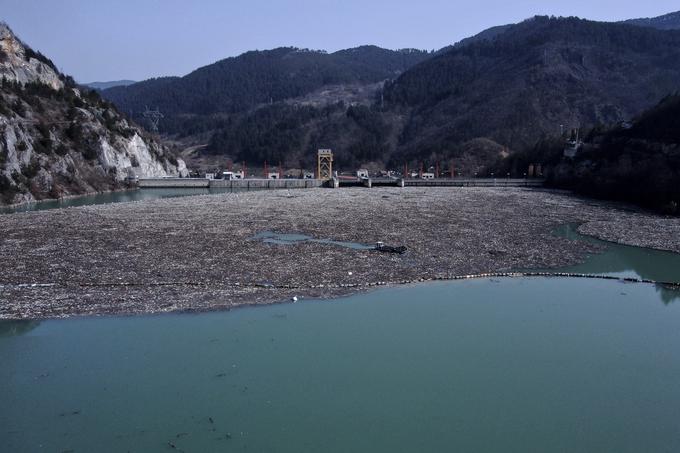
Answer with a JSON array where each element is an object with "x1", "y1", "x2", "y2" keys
[
  {"x1": 0, "y1": 320, "x2": 41, "y2": 337},
  {"x1": 0, "y1": 188, "x2": 243, "y2": 214},
  {"x1": 554, "y1": 223, "x2": 680, "y2": 303}
]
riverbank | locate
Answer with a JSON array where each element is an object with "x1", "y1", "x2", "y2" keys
[
  {"x1": 2, "y1": 187, "x2": 680, "y2": 319},
  {"x1": 0, "y1": 186, "x2": 136, "y2": 212}
]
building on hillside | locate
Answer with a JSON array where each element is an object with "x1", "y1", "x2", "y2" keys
[{"x1": 563, "y1": 128, "x2": 583, "y2": 158}]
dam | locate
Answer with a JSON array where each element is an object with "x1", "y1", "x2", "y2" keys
[
  {"x1": 138, "y1": 178, "x2": 325, "y2": 189},
  {"x1": 138, "y1": 177, "x2": 545, "y2": 189}
]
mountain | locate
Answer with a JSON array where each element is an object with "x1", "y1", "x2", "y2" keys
[
  {"x1": 446, "y1": 10, "x2": 680, "y2": 52},
  {"x1": 97, "y1": 14, "x2": 680, "y2": 174},
  {"x1": 100, "y1": 46, "x2": 430, "y2": 134},
  {"x1": 0, "y1": 23, "x2": 186, "y2": 205},
  {"x1": 381, "y1": 16, "x2": 680, "y2": 164},
  {"x1": 446, "y1": 10, "x2": 680, "y2": 53},
  {"x1": 443, "y1": 24, "x2": 514, "y2": 51},
  {"x1": 622, "y1": 11, "x2": 680, "y2": 30},
  {"x1": 197, "y1": 16, "x2": 680, "y2": 172},
  {"x1": 84, "y1": 80, "x2": 136, "y2": 90},
  {"x1": 495, "y1": 94, "x2": 680, "y2": 214}
]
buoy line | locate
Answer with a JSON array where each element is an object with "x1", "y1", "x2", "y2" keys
[{"x1": 3, "y1": 272, "x2": 679, "y2": 291}]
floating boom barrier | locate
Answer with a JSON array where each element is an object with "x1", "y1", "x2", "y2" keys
[{"x1": 3, "y1": 272, "x2": 679, "y2": 291}]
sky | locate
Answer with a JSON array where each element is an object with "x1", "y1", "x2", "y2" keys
[{"x1": 1, "y1": 0, "x2": 677, "y2": 83}]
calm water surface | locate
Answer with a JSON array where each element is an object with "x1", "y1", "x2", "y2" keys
[
  {"x1": 2, "y1": 278, "x2": 680, "y2": 453},
  {"x1": 553, "y1": 224, "x2": 680, "y2": 305},
  {"x1": 0, "y1": 188, "x2": 239, "y2": 214}
]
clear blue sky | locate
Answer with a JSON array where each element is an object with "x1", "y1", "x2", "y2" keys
[{"x1": 1, "y1": 0, "x2": 677, "y2": 82}]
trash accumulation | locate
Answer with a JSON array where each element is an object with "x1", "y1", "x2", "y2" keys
[{"x1": 1, "y1": 187, "x2": 679, "y2": 319}]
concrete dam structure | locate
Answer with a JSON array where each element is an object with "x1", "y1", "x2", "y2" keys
[
  {"x1": 138, "y1": 178, "x2": 325, "y2": 189},
  {"x1": 138, "y1": 177, "x2": 545, "y2": 190}
]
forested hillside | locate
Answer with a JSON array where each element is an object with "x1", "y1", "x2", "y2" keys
[
  {"x1": 202, "y1": 16, "x2": 680, "y2": 172},
  {"x1": 206, "y1": 102, "x2": 396, "y2": 169},
  {"x1": 101, "y1": 46, "x2": 430, "y2": 134},
  {"x1": 383, "y1": 16, "x2": 680, "y2": 162},
  {"x1": 96, "y1": 12, "x2": 680, "y2": 178},
  {"x1": 493, "y1": 94, "x2": 680, "y2": 214},
  {"x1": 623, "y1": 11, "x2": 680, "y2": 30}
]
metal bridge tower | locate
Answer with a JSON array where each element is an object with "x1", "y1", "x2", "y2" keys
[
  {"x1": 317, "y1": 149, "x2": 333, "y2": 180},
  {"x1": 143, "y1": 106, "x2": 164, "y2": 133}
]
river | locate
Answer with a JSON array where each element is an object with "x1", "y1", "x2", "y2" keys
[
  {"x1": 1, "y1": 198, "x2": 680, "y2": 452},
  {"x1": 0, "y1": 188, "x2": 237, "y2": 214}
]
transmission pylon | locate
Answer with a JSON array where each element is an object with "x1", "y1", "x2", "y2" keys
[{"x1": 143, "y1": 106, "x2": 164, "y2": 133}]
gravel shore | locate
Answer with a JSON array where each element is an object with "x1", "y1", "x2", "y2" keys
[{"x1": 1, "y1": 187, "x2": 679, "y2": 319}]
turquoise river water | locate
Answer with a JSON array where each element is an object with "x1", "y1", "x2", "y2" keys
[
  {"x1": 0, "y1": 188, "x2": 237, "y2": 214},
  {"x1": 2, "y1": 195, "x2": 680, "y2": 452}
]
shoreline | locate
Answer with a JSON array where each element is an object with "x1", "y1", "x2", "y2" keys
[
  {"x1": 1, "y1": 186, "x2": 137, "y2": 211},
  {"x1": 2, "y1": 271, "x2": 679, "y2": 322},
  {"x1": 2, "y1": 187, "x2": 680, "y2": 320}
]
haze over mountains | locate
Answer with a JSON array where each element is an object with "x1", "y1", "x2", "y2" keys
[{"x1": 99, "y1": 10, "x2": 680, "y2": 173}]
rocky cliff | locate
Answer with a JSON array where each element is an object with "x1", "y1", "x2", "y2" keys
[{"x1": 0, "y1": 23, "x2": 187, "y2": 205}]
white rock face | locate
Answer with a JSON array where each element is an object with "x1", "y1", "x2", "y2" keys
[
  {"x1": 98, "y1": 132, "x2": 186, "y2": 180},
  {"x1": 0, "y1": 23, "x2": 63, "y2": 90},
  {"x1": 2, "y1": 119, "x2": 32, "y2": 171},
  {"x1": 0, "y1": 23, "x2": 188, "y2": 205},
  {"x1": 1, "y1": 115, "x2": 188, "y2": 204}
]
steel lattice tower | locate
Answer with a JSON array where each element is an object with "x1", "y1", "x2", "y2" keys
[
  {"x1": 143, "y1": 106, "x2": 164, "y2": 133},
  {"x1": 317, "y1": 149, "x2": 333, "y2": 180}
]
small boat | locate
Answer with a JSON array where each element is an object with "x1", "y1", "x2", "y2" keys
[{"x1": 375, "y1": 242, "x2": 407, "y2": 255}]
